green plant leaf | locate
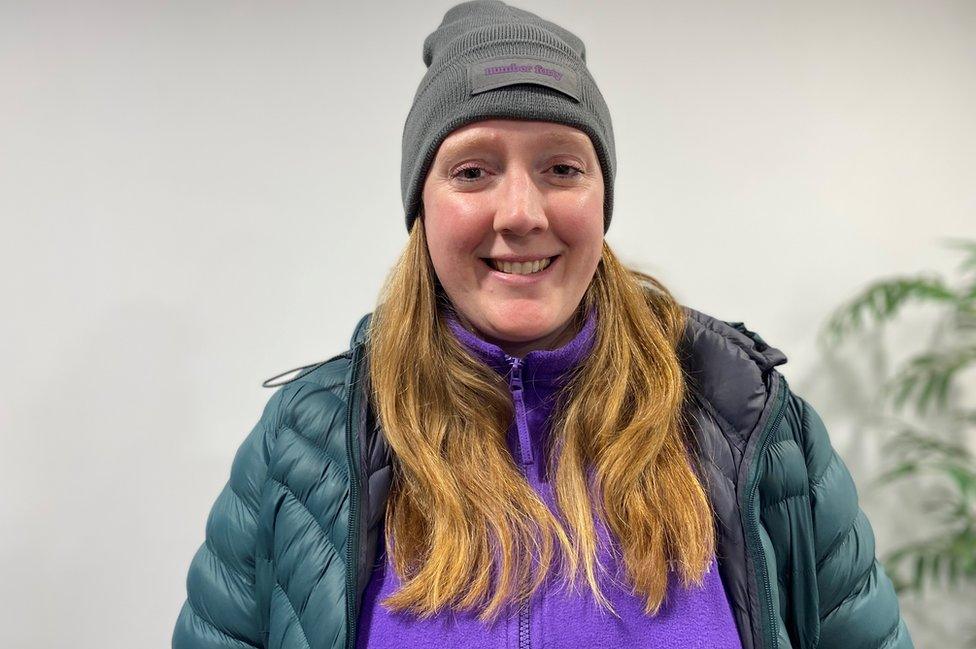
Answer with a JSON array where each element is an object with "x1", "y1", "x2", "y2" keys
[
  {"x1": 882, "y1": 346, "x2": 976, "y2": 415},
  {"x1": 818, "y1": 275, "x2": 958, "y2": 348}
]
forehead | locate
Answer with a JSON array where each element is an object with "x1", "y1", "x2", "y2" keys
[{"x1": 438, "y1": 120, "x2": 593, "y2": 156}]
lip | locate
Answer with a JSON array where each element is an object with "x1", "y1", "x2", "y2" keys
[
  {"x1": 485, "y1": 254, "x2": 559, "y2": 263},
  {"x1": 481, "y1": 254, "x2": 560, "y2": 284}
]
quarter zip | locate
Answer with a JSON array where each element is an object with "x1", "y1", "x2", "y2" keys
[
  {"x1": 518, "y1": 598, "x2": 531, "y2": 649},
  {"x1": 505, "y1": 353, "x2": 533, "y2": 649},
  {"x1": 506, "y1": 354, "x2": 534, "y2": 466}
]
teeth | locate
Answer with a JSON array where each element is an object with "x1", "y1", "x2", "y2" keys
[{"x1": 490, "y1": 257, "x2": 552, "y2": 275}]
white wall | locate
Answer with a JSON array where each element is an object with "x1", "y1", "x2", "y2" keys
[{"x1": 1, "y1": 1, "x2": 973, "y2": 646}]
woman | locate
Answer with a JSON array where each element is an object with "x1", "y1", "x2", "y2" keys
[{"x1": 173, "y1": 2, "x2": 914, "y2": 648}]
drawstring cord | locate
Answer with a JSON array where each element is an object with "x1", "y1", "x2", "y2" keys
[
  {"x1": 261, "y1": 350, "x2": 353, "y2": 388},
  {"x1": 261, "y1": 360, "x2": 329, "y2": 388}
]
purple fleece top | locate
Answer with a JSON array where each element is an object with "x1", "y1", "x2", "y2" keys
[{"x1": 356, "y1": 307, "x2": 743, "y2": 649}]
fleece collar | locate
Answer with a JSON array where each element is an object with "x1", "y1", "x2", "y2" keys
[{"x1": 443, "y1": 305, "x2": 598, "y2": 386}]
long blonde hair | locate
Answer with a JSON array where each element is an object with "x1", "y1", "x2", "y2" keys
[{"x1": 366, "y1": 218, "x2": 715, "y2": 623}]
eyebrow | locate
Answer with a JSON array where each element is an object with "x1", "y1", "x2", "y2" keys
[{"x1": 440, "y1": 130, "x2": 591, "y2": 158}]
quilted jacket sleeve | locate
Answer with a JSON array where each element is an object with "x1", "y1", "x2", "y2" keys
[
  {"x1": 794, "y1": 393, "x2": 914, "y2": 649},
  {"x1": 172, "y1": 386, "x2": 285, "y2": 649}
]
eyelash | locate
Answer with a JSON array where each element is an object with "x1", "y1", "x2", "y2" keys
[{"x1": 451, "y1": 163, "x2": 584, "y2": 183}]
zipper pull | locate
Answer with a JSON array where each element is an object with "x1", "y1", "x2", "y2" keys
[
  {"x1": 508, "y1": 355, "x2": 523, "y2": 389},
  {"x1": 506, "y1": 355, "x2": 533, "y2": 466}
]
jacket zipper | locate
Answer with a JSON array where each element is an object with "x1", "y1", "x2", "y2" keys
[
  {"x1": 345, "y1": 342, "x2": 365, "y2": 649},
  {"x1": 742, "y1": 372, "x2": 788, "y2": 649},
  {"x1": 505, "y1": 353, "x2": 532, "y2": 649}
]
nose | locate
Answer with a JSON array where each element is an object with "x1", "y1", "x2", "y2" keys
[{"x1": 492, "y1": 165, "x2": 549, "y2": 237}]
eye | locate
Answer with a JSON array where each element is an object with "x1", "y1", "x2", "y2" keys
[
  {"x1": 551, "y1": 163, "x2": 584, "y2": 178},
  {"x1": 451, "y1": 164, "x2": 487, "y2": 183},
  {"x1": 450, "y1": 163, "x2": 585, "y2": 183}
]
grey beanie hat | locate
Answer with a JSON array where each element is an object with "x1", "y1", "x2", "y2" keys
[{"x1": 401, "y1": 0, "x2": 616, "y2": 234}]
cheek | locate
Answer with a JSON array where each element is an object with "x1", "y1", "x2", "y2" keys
[
  {"x1": 426, "y1": 202, "x2": 486, "y2": 252},
  {"x1": 557, "y1": 212, "x2": 603, "y2": 256},
  {"x1": 425, "y1": 215, "x2": 486, "y2": 280}
]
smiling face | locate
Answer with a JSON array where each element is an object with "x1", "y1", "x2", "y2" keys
[{"x1": 421, "y1": 119, "x2": 605, "y2": 357}]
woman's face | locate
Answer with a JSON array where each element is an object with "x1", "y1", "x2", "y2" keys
[{"x1": 421, "y1": 119, "x2": 604, "y2": 356}]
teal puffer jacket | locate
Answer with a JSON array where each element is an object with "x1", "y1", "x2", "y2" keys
[{"x1": 172, "y1": 305, "x2": 914, "y2": 649}]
